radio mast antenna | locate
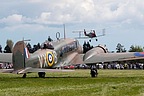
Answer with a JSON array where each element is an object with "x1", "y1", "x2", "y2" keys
[{"x1": 63, "y1": 24, "x2": 66, "y2": 39}]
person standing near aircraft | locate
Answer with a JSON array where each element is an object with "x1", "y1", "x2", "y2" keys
[
  {"x1": 48, "y1": 36, "x2": 53, "y2": 42},
  {"x1": 86, "y1": 41, "x2": 90, "y2": 48},
  {"x1": 83, "y1": 41, "x2": 87, "y2": 53}
]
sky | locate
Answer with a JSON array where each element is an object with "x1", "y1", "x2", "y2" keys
[{"x1": 0, "y1": 0, "x2": 144, "y2": 52}]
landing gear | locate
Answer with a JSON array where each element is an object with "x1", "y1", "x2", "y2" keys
[
  {"x1": 22, "y1": 73, "x2": 27, "y2": 78},
  {"x1": 90, "y1": 64, "x2": 98, "y2": 77},
  {"x1": 89, "y1": 39, "x2": 98, "y2": 42},
  {"x1": 38, "y1": 72, "x2": 46, "y2": 78}
]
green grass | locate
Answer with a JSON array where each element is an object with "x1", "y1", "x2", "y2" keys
[{"x1": 0, "y1": 69, "x2": 144, "y2": 96}]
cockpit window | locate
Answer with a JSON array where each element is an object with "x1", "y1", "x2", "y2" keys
[{"x1": 60, "y1": 41, "x2": 78, "y2": 55}]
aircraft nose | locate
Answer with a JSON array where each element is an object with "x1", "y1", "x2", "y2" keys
[
  {"x1": 84, "y1": 45, "x2": 108, "y2": 64},
  {"x1": 83, "y1": 51, "x2": 95, "y2": 64}
]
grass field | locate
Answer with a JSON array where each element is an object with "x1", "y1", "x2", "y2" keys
[{"x1": 0, "y1": 69, "x2": 144, "y2": 96}]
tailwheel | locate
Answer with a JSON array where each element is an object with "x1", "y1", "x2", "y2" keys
[
  {"x1": 90, "y1": 65, "x2": 98, "y2": 77},
  {"x1": 22, "y1": 73, "x2": 27, "y2": 78},
  {"x1": 38, "y1": 72, "x2": 46, "y2": 78}
]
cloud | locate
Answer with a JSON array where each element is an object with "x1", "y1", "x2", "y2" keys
[
  {"x1": 28, "y1": 0, "x2": 43, "y2": 3},
  {"x1": 0, "y1": 0, "x2": 144, "y2": 51},
  {"x1": 0, "y1": 0, "x2": 144, "y2": 28},
  {"x1": 0, "y1": 14, "x2": 23, "y2": 25},
  {"x1": 35, "y1": 12, "x2": 51, "y2": 24}
]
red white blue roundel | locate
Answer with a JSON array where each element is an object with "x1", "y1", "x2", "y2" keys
[
  {"x1": 46, "y1": 52, "x2": 54, "y2": 67},
  {"x1": 48, "y1": 54, "x2": 53, "y2": 63},
  {"x1": 134, "y1": 52, "x2": 144, "y2": 57}
]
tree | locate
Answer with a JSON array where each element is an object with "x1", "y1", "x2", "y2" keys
[
  {"x1": 129, "y1": 45, "x2": 143, "y2": 52},
  {"x1": 4, "y1": 39, "x2": 14, "y2": 53},
  {"x1": 116, "y1": 43, "x2": 126, "y2": 53},
  {"x1": 129, "y1": 45, "x2": 144, "y2": 63}
]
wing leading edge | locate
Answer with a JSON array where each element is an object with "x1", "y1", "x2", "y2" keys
[
  {"x1": 84, "y1": 52, "x2": 144, "y2": 64},
  {"x1": 0, "y1": 53, "x2": 12, "y2": 63}
]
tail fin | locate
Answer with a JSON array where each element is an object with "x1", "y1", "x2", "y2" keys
[{"x1": 12, "y1": 41, "x2": 30, "y2": 70}]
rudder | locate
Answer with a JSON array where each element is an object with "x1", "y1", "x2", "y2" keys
[{"x1": 12, "y1": 41, "x2": 30, "y2": 70}]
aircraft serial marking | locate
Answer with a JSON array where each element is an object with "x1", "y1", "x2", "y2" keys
[{"x1": 38, "y1": 54, "x2": 48, "y2": 68}]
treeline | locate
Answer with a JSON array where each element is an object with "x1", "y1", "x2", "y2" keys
[
  {"x1": 83, "y1": 42, "x2": 144, "y2": 53},
  {"x1": 0, "y1": 41, "x2": 48, "y2": 53},
  {"x1": 115, "y1": 43, "x2": 144, "y2": 52},
  {"x1": 0, "y1": 36, "x2": 53, "y2": 53},
  {"x1": 0, "y1": 39, "x2": 13, "y2": 53}
]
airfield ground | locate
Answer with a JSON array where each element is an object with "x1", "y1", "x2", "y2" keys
[{"x1": 0, "y1": 69, "x2": 144, "y2": 96}]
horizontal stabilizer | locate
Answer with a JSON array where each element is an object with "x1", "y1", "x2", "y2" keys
[
  {"x1": 0, "y1": 53, "x2": 12, "y2": 63},
  {"x1": 0, "y1": 69, "x2": 14, "y2": 73},
  {"x1": 18, "y1": 67, "x2": 74, "y2": 74}
]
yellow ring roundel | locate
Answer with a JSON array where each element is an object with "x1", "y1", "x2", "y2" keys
[{"x1": 46, "y1": 52, "x2": 54, "y2": 67}]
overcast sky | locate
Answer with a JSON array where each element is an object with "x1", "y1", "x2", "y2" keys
[{"x1": 0, "y1": 0, "x2": 144, "y2": 51}]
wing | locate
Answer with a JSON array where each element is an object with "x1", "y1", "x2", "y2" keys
[
  {"x1": 69, "y1": 53, "x2": 84, "y2": 65},
  {"x1": 84, "y1": 52, "x2": 144, "y2": 64},
  {"x1": 53, "y1": 52, "x2": 84, "y2": 68},
  {"x1": 75, "y1": 37, "x2": 90, "y2": 39},
  {"x1": 18, "y1": 67, "x2": 74, "y2": 74},
  {"x1": 0, "y1": 67, "x2": 74, "y2": 74},
  {"x1": 0, "y1": 69, "x2": 14, "y2": 73},
  {"x1": 0, "y1": 53, "x2": 12, "y2": 63},
  {"x1": 96, "y1": 34, "x2": 105, "y2": 37}
]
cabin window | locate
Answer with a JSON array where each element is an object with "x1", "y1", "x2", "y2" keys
[{"x1": 60, "y1": 41, "x2": 77, "y2": 55}]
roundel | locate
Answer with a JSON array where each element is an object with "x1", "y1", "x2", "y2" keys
[{"x1": 46, "y1": 52, "x2": 54, "y2": 67}]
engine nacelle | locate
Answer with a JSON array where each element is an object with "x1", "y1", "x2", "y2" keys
[{"x1": 83, "y1": 44, "x2": 108, "y2": 62}]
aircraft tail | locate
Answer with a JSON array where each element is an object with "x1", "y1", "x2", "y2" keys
[{"x1": 12, "y1": 41, "x2": 30, "y2": 70}]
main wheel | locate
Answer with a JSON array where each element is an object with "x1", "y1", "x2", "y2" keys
[
  {"x1": 38, "y1": 72, "x2": 46, "y2": 78},
  {"x1": 90, "y1": 69, "x2": 98, "y2": 77},
  {"x1": 22, "y1": 73, "x2": 27, "y2": 78}
]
